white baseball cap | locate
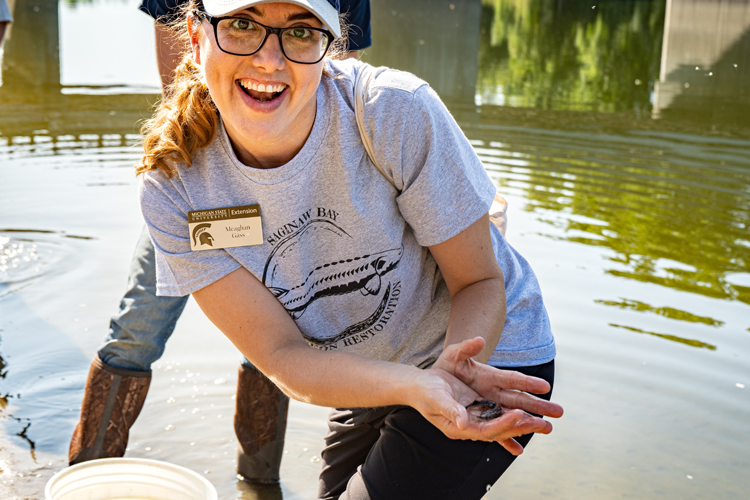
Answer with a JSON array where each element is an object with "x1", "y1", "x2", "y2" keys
[{"x1": 203, "y1": 0, "x2": 341, "y2": 38}]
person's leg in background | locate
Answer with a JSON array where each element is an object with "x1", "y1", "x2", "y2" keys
[{"x1": 69, "y1": 227, "x2": 188, "y2": 464}]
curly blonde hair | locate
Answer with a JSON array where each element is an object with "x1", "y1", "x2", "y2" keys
[{"x1": 136, "y1": 0, "x2": 348, "y2": 177}]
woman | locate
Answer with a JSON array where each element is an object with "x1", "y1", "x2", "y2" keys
[{"x1": 138, "y1": 0, "x2": 563, "y2": 498}]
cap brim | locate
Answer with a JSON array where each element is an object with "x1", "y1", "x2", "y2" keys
[{"x1": 203, "y1": 0, "x2": 341, "y2": 38}]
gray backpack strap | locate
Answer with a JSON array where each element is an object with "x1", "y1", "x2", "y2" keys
[
  {"x1": 353, "y1": 64, "x2": 509, "y2": 237},
  {"x1": 353, "y1": 64, "x2": 397, "y2": 190}
]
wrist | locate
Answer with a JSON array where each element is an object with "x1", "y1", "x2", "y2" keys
[{"x1": 396, "y1": 365, "x2": 430, "y2": 408}]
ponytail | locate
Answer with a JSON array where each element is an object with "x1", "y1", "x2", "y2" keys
[{"x1": 136, "y1": 54, "x2": 218, "y2": 177}]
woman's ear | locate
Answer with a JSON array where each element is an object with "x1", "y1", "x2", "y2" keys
[{"x1": 187, "y1": 13, "x2": 202, "y2": 65}]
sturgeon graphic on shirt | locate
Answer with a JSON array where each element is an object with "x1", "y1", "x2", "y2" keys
[
  {"x1": 267, "y1": 247, "x2": 403, "y2": 320},
  {"x1": 261, "y1": 216, "x2": 403, "y2": 348}
]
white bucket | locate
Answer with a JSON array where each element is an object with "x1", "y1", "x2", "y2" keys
[{"x1": 45, "y1": 458, "x2": 218, "y2": 500}]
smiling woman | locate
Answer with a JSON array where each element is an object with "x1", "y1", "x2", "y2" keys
[{"x1": 135, "y1": 0, "x2": 563, "y2": 499}]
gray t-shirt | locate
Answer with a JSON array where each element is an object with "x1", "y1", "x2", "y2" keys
[{"x1": 140, "y1": 59, "x2": 555, "y2": 368}]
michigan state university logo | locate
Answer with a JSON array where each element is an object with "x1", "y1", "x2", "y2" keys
[{"x1": 192, "y1": 223, "x2": 214, "y2": 247}]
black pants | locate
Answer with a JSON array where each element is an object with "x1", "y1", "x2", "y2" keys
[{"x1": 318, "y1": 360, "x2": 555, "y2": 500}]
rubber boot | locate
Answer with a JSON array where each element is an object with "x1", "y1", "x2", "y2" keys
[
  {"x1": 235, "y1": 364, "x2": 289, "y2": 484},
  {"x1": 69, "y1": 356, "x2": 151, "y2": 465}
]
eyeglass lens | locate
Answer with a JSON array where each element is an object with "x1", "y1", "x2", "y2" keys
[{"x1": 216, "y1": 18, "x2": 330, "y2": 63}]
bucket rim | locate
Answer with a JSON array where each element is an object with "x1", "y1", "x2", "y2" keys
[{"x1": 44, "y1": 457, "x2": 218, "y2": 500}]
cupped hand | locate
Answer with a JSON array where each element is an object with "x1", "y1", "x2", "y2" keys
[
  {"x1": 433, "y1": 337, "x2": 564, "y2": 419},
  {"x1": 408, "y1": 365, "x2": 556, "y2": 455},
  {"x1": 416, "y1": 337, "x2": 563, "y2": 454}
]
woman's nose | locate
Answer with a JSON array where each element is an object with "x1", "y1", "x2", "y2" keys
[{"x1": 251, "y1": 33, "x2": 286, "y2": 71}]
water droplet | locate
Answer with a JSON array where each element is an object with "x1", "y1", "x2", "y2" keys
[
  {"x1": 204, "y1": 470, "x2": 210, "y2": 474},
  {"x1": 695, "y1": 66, "x2": 700, "y2": 70},
  {"x1": 486, "y1": 458, "x2": 490, "y2": 462},
  {"x1": 190, "y1": 442, "x2": 196, "y2": 446},
  {"x1": 303, "y1": 448, "x2": 309, "y2": 452},
  {"x1": 737, "y1": 383, "x2": 745, "y2": 388},
  {"x1": 192, "y1": 408, "x2": 201, "y2": 414},
  {"x1": 145, "y1": 447, "x2": 151, "y2": 451},
  {"x1": 214, "y1": 378, "x2": 226, "y2": 385},
  {"x1": 217, "y1": 414, "x2": 223, "y2": 419},
  {"x1": 686, "y1": 475, "x2": 693, "y2": 480},
  {"x1": 486, "y1": 484, "x2": 492, "y2": 492},
  {"x1": 167, "y1": 397, "x2": 176, "y2": 404},
  {"x1": 311, "y1": 456, "x2": 320, "y2": 463},
  {"x1": 684, "y1": 83, "x2": 690, "y2": 88},
  {"x1": 165, "y1": 424, "x2": 175, "y2": 431}
]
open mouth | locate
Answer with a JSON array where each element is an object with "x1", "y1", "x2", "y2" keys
[{"x1": 239, "y1": 80, "x2": 287, "y2": 103}]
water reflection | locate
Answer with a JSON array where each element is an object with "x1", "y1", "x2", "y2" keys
[
  {"x1": 473, "y1": 128, "x2": 750, "y2": 309},
  {"x1": 654, "y1": 0, "x2": 750, "y2": 126},
  {"x1": 595, "y1": 298, "x2": 724, "y2": 326},
  {"x1": 0, "y1": 0, "x2": 158, "y2": 138},
  {"x1": 476, "y1": 0, "x2": 666, "y2": 113},
  {"x1": 609, "y1": 323, "x2": 717, "y2": 350}
]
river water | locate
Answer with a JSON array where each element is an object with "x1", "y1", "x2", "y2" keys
[{"x1": 1, "y1": 0, "x2": 749, "y2": 498}]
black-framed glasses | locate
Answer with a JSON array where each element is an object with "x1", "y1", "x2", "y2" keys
[{"x1": 194, "y1": 11, "x2": 334, "y2": 64}]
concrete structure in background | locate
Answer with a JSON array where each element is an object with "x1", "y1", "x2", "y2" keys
[
  {"x1": 653, "y1": 0, "x2": 750, "y2": 121},
  {"x1": 0, "y1": 0, "x2": 154, "y2": 138},
  {"x1": 364, "y1": 0, "x2": 481, "y2": 105},
  {"x1": 2, "y1": 0, "x2": 59, "y2": 90}
]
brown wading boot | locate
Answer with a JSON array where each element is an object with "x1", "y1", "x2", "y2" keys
[
  {"x1": 235, "y1": 364, "x2": 289, "y2": 484},
  {"x1": 69, "y1": 356, "x2": 151, "y2": 465}
]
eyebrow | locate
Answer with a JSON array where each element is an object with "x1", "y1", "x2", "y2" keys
[{"x1": 246, "y1": 7, "x2": 319, "y2": 22}]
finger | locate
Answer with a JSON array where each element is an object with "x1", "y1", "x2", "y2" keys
[
  {"x1": 497, "y1": 438, "x2": 524, "y2": 456},
  {"x1": 442, "y1": 337, "x2": 485, "y2": 364},
  {"x1": 479, "y1": 410, "x2": 552, "y2": 440},
  {"x1": 490, "y1": 369, "x2": 552, "y2": 395},
  {"x1": 430, "y1": 388, "x2": 471, "y2": 431},
  {"x1": 489, "y1": 390, "x2": 564, "y2": 418}
]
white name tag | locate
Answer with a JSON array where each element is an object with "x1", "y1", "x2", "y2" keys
[{"x1": 187, "y1": 204, "x2": 263, "y2": 251}]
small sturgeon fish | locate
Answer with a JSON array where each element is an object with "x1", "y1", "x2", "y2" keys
[
  {"x1": 465, "y1": 400, "x2": 505, "y2": 420},
  {"x1": 268, "y1": 247, "x2": 403, "y2": 319}
]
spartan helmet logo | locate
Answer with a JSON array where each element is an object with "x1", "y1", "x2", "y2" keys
[{"x1": 192, "y1": 223, "x2": 214, "y2": 247}]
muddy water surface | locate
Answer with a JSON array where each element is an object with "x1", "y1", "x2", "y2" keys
[{"x1": 1, "y1": 0, "x2": 749, "y2": 499}]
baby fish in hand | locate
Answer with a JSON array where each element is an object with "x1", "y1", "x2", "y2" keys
[{"x1": 465, "y1": 400, "x2": 505, "y2": 420}]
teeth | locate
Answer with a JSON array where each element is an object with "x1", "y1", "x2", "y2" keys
[{"x1": 240, "y1": 80, "x2": 286, "y2": 93}]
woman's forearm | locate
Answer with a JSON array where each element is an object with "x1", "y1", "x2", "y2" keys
[
  {"x1": 193, "y1": 267, "x2": 424, "y2": 409},
  {"x1": 443, "y1": 277, "x2": 506, "y2": 363},
  {"x1": 263, "y1": 341, "x2": 421, "y2": 408}
]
